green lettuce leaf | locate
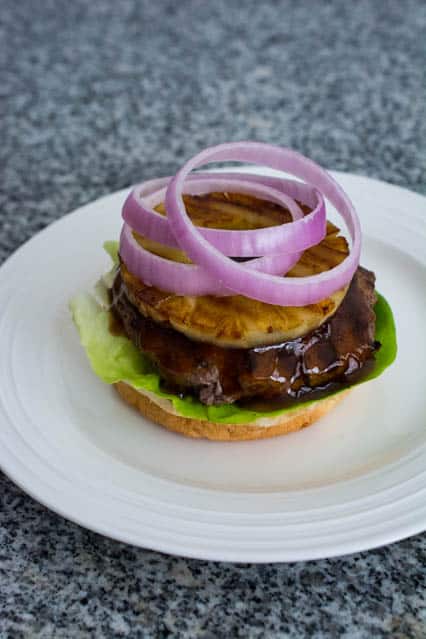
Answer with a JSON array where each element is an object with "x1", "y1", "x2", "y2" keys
[{"x1": 69, "y1": 242, "x2": 397, "y2": 424}]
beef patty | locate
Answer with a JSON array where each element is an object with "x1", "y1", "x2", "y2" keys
[{"x1": 110, "y1": 267, "x2": 378, "y2": 406}]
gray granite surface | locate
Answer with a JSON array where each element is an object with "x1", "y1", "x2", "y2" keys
[{"x1": 1, "y1": 0, "x2": 425, "y2": 637}]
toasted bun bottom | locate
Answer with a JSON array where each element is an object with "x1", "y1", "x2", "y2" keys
[{"x1": 114, "y1": 381, "x2": 349, "y2": 441}]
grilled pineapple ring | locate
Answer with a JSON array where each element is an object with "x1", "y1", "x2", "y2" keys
[{"x1": 120, "y1": 192, "x2": 350, "y2": 348}]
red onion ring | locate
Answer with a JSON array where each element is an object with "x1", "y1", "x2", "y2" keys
[
  {"x1": 120, "y1": 223, "x2": 302, "y2": 296},
  {"x1": 123, "y1": 173, "x2": 326, "y2": 257},
  {"x1": 165, "y1": 142, "x2": 361, "y2": 306}
]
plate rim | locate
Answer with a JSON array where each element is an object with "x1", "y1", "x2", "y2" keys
[{"x1": 0, "y1": 170, "x2": 425, "y2": 562}]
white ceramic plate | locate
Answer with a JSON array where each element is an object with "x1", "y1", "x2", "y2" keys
[{"x1": 0, "y1": 171, "x2": 425, "y2": 562}]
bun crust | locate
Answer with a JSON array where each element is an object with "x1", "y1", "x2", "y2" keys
[{"x1": 114, "y1": 381, "x2": 349, "y2": 441}]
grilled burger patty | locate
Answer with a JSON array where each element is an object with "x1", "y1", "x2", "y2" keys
[{"x1": 110, "y1": 267, "x2": 379, "y2": 406}]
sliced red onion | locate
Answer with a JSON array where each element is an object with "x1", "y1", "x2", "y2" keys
[
  {"x1": 119, "y1": 223, "x2": 302, "y2": 296},
  {"x1": 165, "y1": 142, "x2": 361, "y2": 307},
  {"x1": 123, "y1": 173, "x2": 326, "y2": 257}
]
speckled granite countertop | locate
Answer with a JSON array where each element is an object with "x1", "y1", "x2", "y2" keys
[{"x1": 1, "y1": 1, "x2": 425, "y2": 636}]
